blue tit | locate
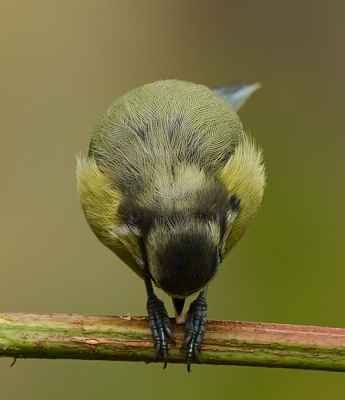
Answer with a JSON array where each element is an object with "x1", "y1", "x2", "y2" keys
[{"x1": 76, "y1": 80, "x2": 265, "y2": 371}]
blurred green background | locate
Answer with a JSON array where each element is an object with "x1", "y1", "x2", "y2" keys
[{"x1": 1, "y1": 1, "x2": 345, "y2": 399}]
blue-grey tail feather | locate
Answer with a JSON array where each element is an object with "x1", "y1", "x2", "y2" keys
[{"x1": 211, "y1": 82, "x2": 261, "y2": 112}]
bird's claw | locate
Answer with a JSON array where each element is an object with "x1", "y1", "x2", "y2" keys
[
  {"x1": 147, "y1": 294, "x2": 175, "y2": 368},
  {"x1": 182, "y1": 294, "x2": 207, "y2": 372}
]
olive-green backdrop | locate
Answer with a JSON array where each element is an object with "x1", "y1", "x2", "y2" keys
[{"x1": 1, "y1": 1, "x2": 345, "y2": 399}]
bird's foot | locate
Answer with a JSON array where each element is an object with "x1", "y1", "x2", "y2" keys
[
  {"x1": 181, "y1": 293, "x2": 207, "y2": 372},
  {"x1": 147, "y1": 293, "x2": 175, "y2": 368}
]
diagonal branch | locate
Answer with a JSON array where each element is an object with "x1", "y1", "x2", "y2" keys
[{"x1": 1, "y1": 312, "x2": 345, "y2": 371}]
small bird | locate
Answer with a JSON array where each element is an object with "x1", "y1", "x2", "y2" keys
[{"x1": 76, "y1": 80, "x2": 265, "y2": 371}]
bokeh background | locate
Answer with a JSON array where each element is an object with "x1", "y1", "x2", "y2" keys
[{"x1": 1, "y1": 1, "x2": 345, "y2": 399}]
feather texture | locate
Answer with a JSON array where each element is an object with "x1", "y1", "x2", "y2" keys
[{"x1": 76, "y1": 80, "x2": 265, "y2": 286}]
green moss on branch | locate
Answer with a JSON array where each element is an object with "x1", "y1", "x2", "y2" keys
[{"x1": 1, "y1": 312, "x2": 345, "y2": 371}]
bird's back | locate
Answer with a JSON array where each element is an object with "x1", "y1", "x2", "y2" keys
[{"x1": 88, "y1": 80, "x2": 243, "y2": 194}]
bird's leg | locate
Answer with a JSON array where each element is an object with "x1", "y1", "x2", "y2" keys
[
  {"x1": 145, "y1": 276, "x2": 175, "y2": 368},
  {"x1": 182, "y1": 286, "x2": 208, "y2": 372}
]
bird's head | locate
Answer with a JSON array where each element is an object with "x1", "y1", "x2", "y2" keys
[{"x1": 145, "y1": 215, "x2": 226, "y2": 298}]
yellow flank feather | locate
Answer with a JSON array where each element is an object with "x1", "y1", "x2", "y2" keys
[
  {"x1": 219, "y1": 133, "x2": 265, "y2": 254},
  {"x1": 76, "y1": 155, "x2": 144, "y2": 277},
  {"x1": 76, "y1": 155, "x2": 122, "y2": 245}
]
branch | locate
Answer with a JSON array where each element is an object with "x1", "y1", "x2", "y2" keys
[{"x1": 1, "y1": 312, "x2": 345, "y2": 371}]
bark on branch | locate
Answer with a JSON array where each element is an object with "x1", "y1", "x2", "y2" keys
[{"x1": 1, "y1": 312, "x2": 345, "y2": 371}]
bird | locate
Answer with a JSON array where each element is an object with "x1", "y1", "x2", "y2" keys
[{"x1": 76, "y1": 79, "x2": 265, "y2": 371}]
